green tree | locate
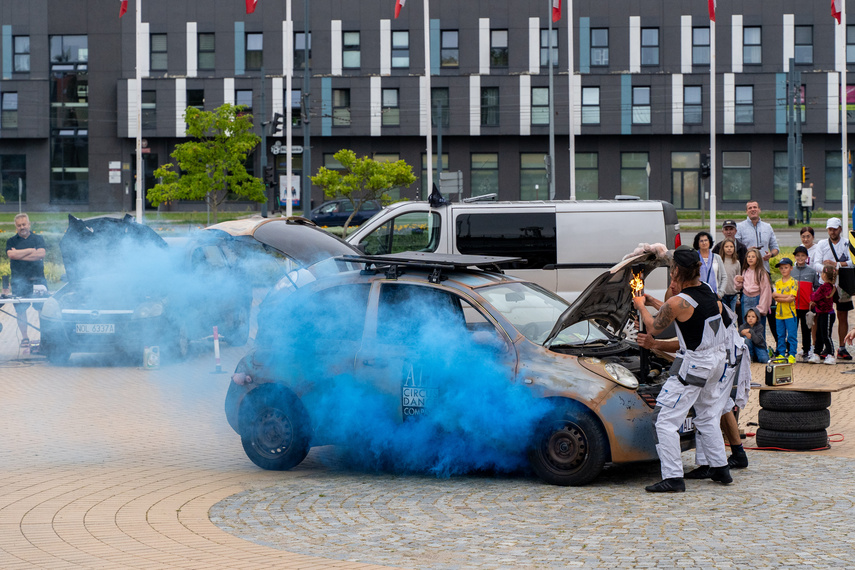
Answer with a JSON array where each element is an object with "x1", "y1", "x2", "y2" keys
[
  {"x1": 310, "y1": 149, "x2": 416, "y2": 237},
  {"x1": 148, "y1": 104, "x2": 266, "y2": 223}
]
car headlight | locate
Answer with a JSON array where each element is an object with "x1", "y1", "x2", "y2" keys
[
  {"x1": 134, "y1": 301, "x2": 164, "y2": 319},
  {"x1": 578, "y1": 357, "x2": 639, "y2": 390},
  {"x1": 40, "y1": 297, "x2": 61, "y2": 320}
]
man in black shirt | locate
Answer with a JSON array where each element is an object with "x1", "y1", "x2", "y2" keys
[{"x1": 5, "y1": 213, "x2": 47, "y2": 346}]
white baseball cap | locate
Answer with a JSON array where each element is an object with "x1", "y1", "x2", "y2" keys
[{"x1": 827, "y1": 217, "x2": 842, "y2": 229}]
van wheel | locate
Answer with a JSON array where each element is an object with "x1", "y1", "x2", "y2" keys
[
  {"x1": 240, "y1": 389, "x2": 310, "y2": 471},
  {"x1": 528, "y1": 410, "x2": 607, "y2": 486}
]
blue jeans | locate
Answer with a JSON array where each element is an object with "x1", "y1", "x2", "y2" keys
[
  {"x1": 742, "y1": 294, "x2": 767, "y2": 332},
  {"x1": 745, "y1": 337, "x2": 769, "y2": 363},
  {"x1": 722, "y1": 294, "x2": 738, "y2": 314},
  {"x1": 776, "y1": 316, "x2": 798, "y2": 357}
]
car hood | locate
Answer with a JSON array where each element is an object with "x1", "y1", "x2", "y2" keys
[
  {"x1": 543, "y1": 251, "x2": 669, "y2": 347},
  {"x1": 60, "y1": 214, "x2": 169, "y2": 282}
]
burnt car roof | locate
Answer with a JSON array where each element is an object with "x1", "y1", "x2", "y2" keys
[{"x1": 60, "y1": 214, "x2": 168, "y2": 282}]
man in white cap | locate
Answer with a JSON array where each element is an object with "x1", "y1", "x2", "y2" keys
[{"x1": 813, "y1": 217, "x2": 852, "y2": 361}]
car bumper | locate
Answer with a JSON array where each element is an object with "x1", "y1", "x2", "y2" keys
[{"x1": 40, "y1": 314, "x2": 170, "y2": 355}]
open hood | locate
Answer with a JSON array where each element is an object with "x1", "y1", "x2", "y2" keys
[
  {"x1": 60, "y1": 214, "x2": 168, "y2": 282},
  {"x1": 543, "y1": 251, "x2": 669, "y2": 347}
]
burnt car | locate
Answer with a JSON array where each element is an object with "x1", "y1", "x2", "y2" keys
[
  {"x1": 225, "y1": 250, "x2": 691, "y2": 486},
  {"x1": 309, "y1": 199, "x2": 382, "y2": 227}
]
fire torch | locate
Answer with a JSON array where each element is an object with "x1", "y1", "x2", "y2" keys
[{"x1": 630, "y1": 265, "x2": 649, "y2": 379}]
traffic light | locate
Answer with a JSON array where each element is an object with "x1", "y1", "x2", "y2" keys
[
  {"x1": 700, "y1": 154, "x2": 711, "y2": 179},
  {"x1": 263, "y1": 165, "x2": 274, "y2": 185},
  {"x1": 801, "y1": 166, "x2": 810, "y2": 184},
  {"x1": 270, "y1": 113, "x2": 284, "y2": 136}
]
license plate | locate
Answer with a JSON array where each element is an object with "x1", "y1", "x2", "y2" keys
[
  {"x1": 76, "y1": 323, "x2": 115, "y2": 334},
  {"x1": 679, "y1": 417, "x2": 695, "y2": 433}
]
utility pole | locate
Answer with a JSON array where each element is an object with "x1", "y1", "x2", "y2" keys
[
  {"x1": 787, "y1": 58, "x2": 800, "y2": 227},
  {"x1": 302, "y1": 0, "x2": 311, "y2": 215},
  {"x1": 547, "y1": 0, "x2": 555, "y2": 199},
  {"x1": 260, "y1": 65, "x2": 268, "y2": 218},
  {"x1": 435, "y1": 100, "x2": 443, "y2": 190}
]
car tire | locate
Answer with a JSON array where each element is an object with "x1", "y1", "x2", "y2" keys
[
  {"x1": 240, "y1": 388, "x2": 310, "y2": 471},
  {"x1": 758, "y1": 390, "x2": 831, "y2": 412},
  {"x1": 229, "y1": 306, "x2": 250, "y2": 347},
  {"x1": 528, "y1": 407, "x2": 608, "y2": 487},
  {"x1": 755, "y1": 428, "x2": 829, "y2": 451},
  {"x1": 757, "y1": 408, "x2": 831, "y2": 432}
]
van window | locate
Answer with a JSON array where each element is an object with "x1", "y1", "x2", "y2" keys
[
  {"x1": 361, "y1": 212, "x2": 441, "y2": 255},
  {"x1": 455, "y1": 212, "x2": 557, "y2": 268}
]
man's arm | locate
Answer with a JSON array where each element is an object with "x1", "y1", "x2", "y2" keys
[
  {"x1": 7, "y1": 248, "x2": 45, "y2": 261},
  {"x1": 768, "y1": 225, "x2": 780, "y2": 258},
  {"x1": 634, "y1": 295, "x2": 692, "y2": 337}
]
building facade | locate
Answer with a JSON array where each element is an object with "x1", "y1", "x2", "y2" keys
[{"x1": 0, "y1": 0, "x2": 853, "y2": 213}]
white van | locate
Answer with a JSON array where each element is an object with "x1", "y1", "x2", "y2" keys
[{"x1": 346, "y1": 198, "x2": 681, "y2": 303}]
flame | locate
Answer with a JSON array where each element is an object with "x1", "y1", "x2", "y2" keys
[{"x1": 630, "y1": 271, "x2": 644, "y2": 297}]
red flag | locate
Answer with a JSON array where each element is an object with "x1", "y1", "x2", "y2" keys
[
  {"x1": 832, "y1": 0, "x2": 842, "y2": 24},
  {"x1": 394, "y1": 0, "x2": 406, "y2": 19},
  {"x1": 246, "y1": 0, "x2": 258, "y2": 14},
  {"x1": 119, "y1": 0, "x2": 127, "y2": 17},
  {"x1": 552, "y1": 0, "x2": 561, "y2": 22},
  {"x1": 708, "y1": 0, "x2": 716, "y2": 21}
]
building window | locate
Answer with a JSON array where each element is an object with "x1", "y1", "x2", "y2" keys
[
  {"x1": 794, "y1": 26, "x2": 813, "y2": 65},
  {"x1": 575, "y1": 153, "x2": 598, "y2": 199},
  {"x1": 670, "y1": 152, "x2": 701, "y2": 210},
  {"x1": 744, "y1": 27, "x2": 761, "y2": 65},
  {"x1": 431, "y1": 88, "x2": 450, "y2": 128},
  {"x1": 13, "y1": 36, "x2": 30, "y2": 73},
  {"x1": 141, "y1": 90, "x2": 156, "y2": 129},
  {"x1": 246, "y1": 32, "x2": 263, "y2": 70},
  {"x1": 333, "y1": 88, "x2": 351, "y2": 126},
  {"x1": 289, "y1": 89, "x2": 302, "y2": 126},
  {"x1": 520, "y1": 153, "x2": 548, "y2": 200},
  {"x1": 826, "y1": 151, "x2": 854, "y2": 201},
  {"x1": 531, "y1": 87, "x2": 549, "y2": 126},
  {"x1": 684, "y1": 85, "x2": 702, "y2": 125},
  {"x1": 236, "y1": 89, "x2": 252, "y2": 112},
  {"x1": 343, "y1": 31, "x2": 361, "y2": 69},
  {"x1": 324, "y1": 153, "x2": 345, "y2": 170},
  {"x1": 848, "y1": 26, "x2": 855, "y2": 64},
  {"x1": 797, "y1": 85, "x2": 806, "y2": 123},
  {"x1": 392, "y1": 31, "x2": 409, "y2": 68},
  {"x1": 374, "y1": 154, "x2": 402, "y2": 198},
  {"x1": 295, "y1": 32, "x2": 312, "y2": 70},
  {"x1": 491, "y1": 30, "x2": 509, "y2": 67},
  {"x1": 198, "y1": 33, "x2": 215, "y2": 70},
  {"x1": 591, "y1": 28, "x2": 609, "y2": 66},
  {"x1": 641, "y1": 28, "x2": 659, "y2": 66},
  {"x1": 1, "y1": 93, "x2": 18, "y2": 129},
  {"x1": 471, "y1": 153, "x2": 499, "y2": 197},
  {"x1": 772, "y1": 151, "x2": 789, "y2": 202},
  {"x1": 441, "y1": 31, "x2": 459, "y2": 67},
  {"x1": 693, "y1": 27, "x2": 710, "y2": 65},
  {"x1": 621, "y1": 152, "x2": 649, "y2": 198},
  {"x1": 632, "y1": 86, "x2": 651, "y2": 125},
  {"x1": 722, "y1": 152, "x2": 751, "y2": 201},
  {"x1": 481, "y1": 87, "x2": 499, "y2": 126},
  {"x1": 0, "y1": 155, "x2": 26, "y2": 202},
  {"x1": 382, "y1": 88, "x2": 400, "y2": 126},
  {"x1": 150, "y1": 33, "x2": 167, "y2": 71},
  {"x1": 735, "y1": 85, "x2": 753, "y2": 124},
  {"x1": 541, "y1": 29, "x2": 558, "y2": 67},
  {"x1": 187, "y1": 89, "x2": 204, "y2": 111},
  {"x1": 581, "y1": 87, "x2": 600, "y2": 125}
]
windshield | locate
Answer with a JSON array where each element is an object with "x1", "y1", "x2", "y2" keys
[{"x1": 477, "y1": 282, "x2": 610, "y2": 346}]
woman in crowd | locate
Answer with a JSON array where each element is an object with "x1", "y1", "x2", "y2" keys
[
  {"x1": 735, "y1": 247, "x2": 772, "y2": 332},
  {"x1": 694, "y1": 231, "x2": 727, "y2": 297},
  {"x1": 718, "y1": 237, "x2": 742, "y2": 314}
]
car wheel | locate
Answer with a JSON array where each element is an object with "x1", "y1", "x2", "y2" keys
[
  {"x1": 757, "y1": 408, "x2": 831, "y2": 432},
  {"x1": 755, "y1": 428, "x2": 829, "y2": 451},
  {"x1": 758, "y1": 390, "x2": 831, "y2": 412},
  {"x1": 229, "y1": 306, "x2": 250, "y2": 347},
  {"x1": 240, "y1": 388, "x2": 310, "y2": 471},
  {"x1": 528, "y1": 408, "x2": 608, "y2": 486}
]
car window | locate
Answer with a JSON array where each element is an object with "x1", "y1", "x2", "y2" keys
[
  {"x1": 278, "y1": 283, "x2": 371, "y2": 344},
  {"x1": 191, "y1": 245, "x2": 228, "y2": 271},
  {"x1": 319, "y1": 202, "x2": 339, "y2": 214},
  {"x1": 361, "y1": 212, "x2": 441, "y2": 255},
  {"x1": 341, "y1": 202, "x2": 354, "y2": 212},
  {"x1": 455, "y1": 212, "x2": 557, "y2": 269}
]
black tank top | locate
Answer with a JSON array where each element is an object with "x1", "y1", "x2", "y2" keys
[{"x1": 676, "y1": 285, "x2": 721, "y2": 351}]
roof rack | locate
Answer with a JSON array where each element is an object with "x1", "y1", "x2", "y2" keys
[{"x1": 339, "y1": 252, "x2": 523, "y2": 283}]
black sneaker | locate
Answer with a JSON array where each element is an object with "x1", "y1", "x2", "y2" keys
[
  {"x1": 645, "y1": 478, "x2": 686, "y2": 492},
  {"x1": 684, "y1": 465, "x2": 711, "y2": 479},
  {"x1": 728, "y1": 446, "x2": 749, "y2": 469},
  {"x1": 837, "y1": 348, "x2": 852, "y2": 361},
  {"x1": 709, "y1": 466, "x2": 733, "y2": 485}
]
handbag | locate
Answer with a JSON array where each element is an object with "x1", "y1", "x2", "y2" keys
[{"x1": 829, "y1": 238, "x2": 855, "y2": 295}]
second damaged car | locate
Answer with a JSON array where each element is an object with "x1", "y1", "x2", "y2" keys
[{"x1": 225, "y1": 250, "x2": 691, "y2": 486}]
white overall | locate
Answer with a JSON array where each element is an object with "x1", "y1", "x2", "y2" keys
[{"x1": 655, "y1": 291, "x2": 729, "y2": 479}]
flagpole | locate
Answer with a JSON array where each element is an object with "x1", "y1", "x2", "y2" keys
[
  {"x1": 424, "y1": 0, "x2": 433, "y2": 196},
  {"x1": 547, "y1": 0, "x2": 555, "y2": 200},
  {"x1": 843, "y1": 1, "x2": 849, "y2": 237},
  {"x1": 285, "y1": 0, "x2": 293, "y2": 217},
  {"x1": 709, "y1": 15, "x2": 716, "y2": 236},
  {"x1": 568, "y1": 0, "x2": 576, "y2": 200},
  {"x1": 135, "y1": 0, "x2": 143, "y2": 223}
]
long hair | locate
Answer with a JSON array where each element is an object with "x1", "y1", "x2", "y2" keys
[
  {"x1": 744, "y1": 247, "x2": 768, "y2": 287},
  {"x1": 719, "y1": 237, "x2": 739, "y2": 263},
  {"x1": 671, "y1": 259, "x2": 701, "y2": 284}
]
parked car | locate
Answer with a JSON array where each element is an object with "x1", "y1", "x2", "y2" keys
[
  {"x1": 309, "y1": 199, "x2": 383, "y2": 227},
  {"x1": 225, "y1": 250, "x2": 692, "y2": 486}
]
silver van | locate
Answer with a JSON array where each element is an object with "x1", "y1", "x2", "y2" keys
[{"x1": 346, "y1": 198, "x2": 681, "y2": 303}]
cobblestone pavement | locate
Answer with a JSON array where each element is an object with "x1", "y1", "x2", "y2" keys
[{"x1": 2, "y1": 304, "x2": 855, "y2": 569}]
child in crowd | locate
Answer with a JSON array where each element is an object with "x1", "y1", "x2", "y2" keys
[
  {"x1": 719, "y1": 238, "x2": 742, "y2": 315},
  {"x1": 773, "y1": 258, "x2": 798, "y2": 363},
  {"x1": 734, "y1": 247, "x2": 772, "y2": 331},
  {"x1": 810, "y1": 266, "x2": 838, "y2": 365},
  {"x1": 740, "y1": 309, "x2": 768, "y2": 363},
  {"x1": 791, "y1": 246, "x2": 819, "y2": 362}
]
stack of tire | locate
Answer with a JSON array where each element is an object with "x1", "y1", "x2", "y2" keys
[{"x1": 756, "y1": 391, "x2": 831, "y2": 450}]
